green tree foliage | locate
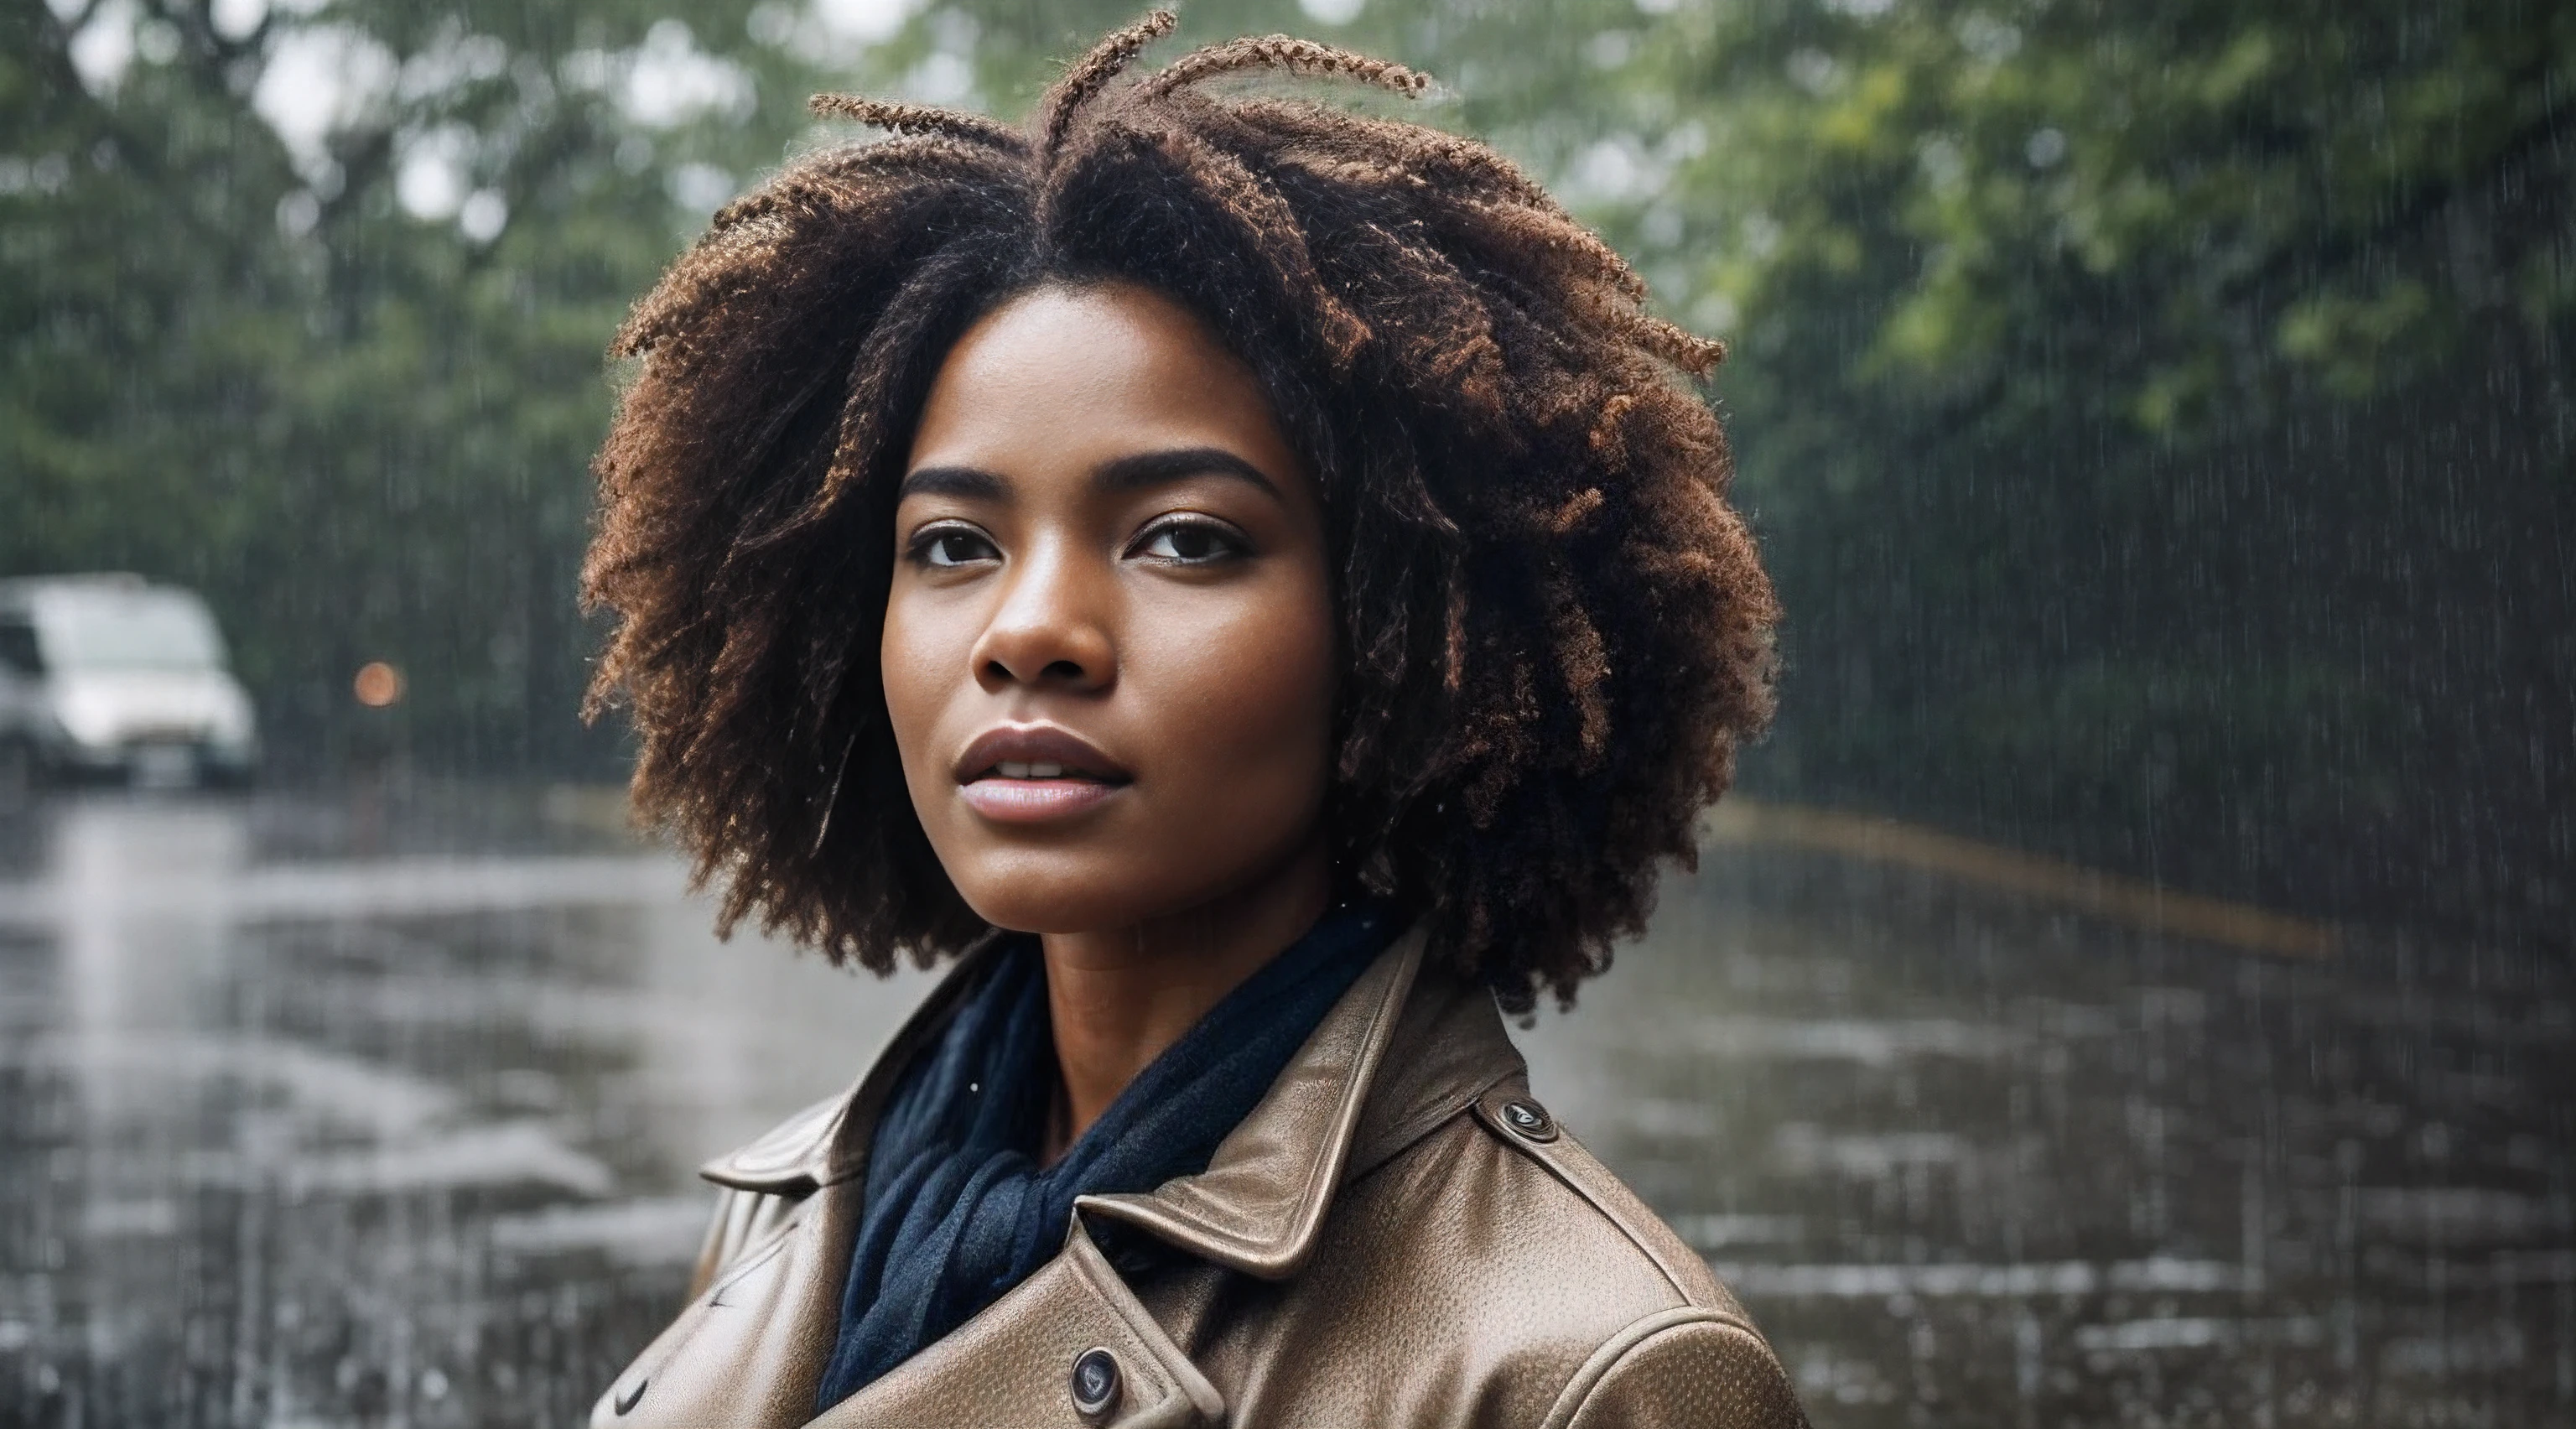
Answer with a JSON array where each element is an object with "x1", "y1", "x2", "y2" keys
[
  {"x1": 4, "y1": 0, "x2": 2568, "y2": 942},
  {"x1": 3, "y1": 0, "x2": 844, "y2": 767},
  {"x1": 1607, "y1": 0, "x2": 2575, "y2": 937}
]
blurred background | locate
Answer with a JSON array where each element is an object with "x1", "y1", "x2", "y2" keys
[{"x1": 2, "y1": 0, "x2": 2569, "y2": 1425}]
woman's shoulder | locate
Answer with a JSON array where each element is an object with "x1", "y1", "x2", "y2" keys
[
  {"x1": 1455, "y1": 1083, "x2": 1746, "y2": 1316},
  {"x1": 1271, "y1": 1079, "x2": 1806, "y2": 1427},
  {"x1": 1461, "y1": 1088, "x2": 1805, "y2": 1426}
]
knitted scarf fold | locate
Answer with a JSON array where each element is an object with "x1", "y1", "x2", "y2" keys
[{"x1": 813, "y1": 900, "x2": 1399, "y2": 1410}]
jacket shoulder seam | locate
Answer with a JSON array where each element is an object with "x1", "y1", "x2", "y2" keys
[
  {"x1": 1467, "y1": 1091, "x2": 1709, "y2": 1305},
  {"x1": 1536, "y1": 1307, "x2": 1769, "y2": 1429}
]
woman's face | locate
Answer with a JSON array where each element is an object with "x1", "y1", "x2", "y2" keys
[{"x1": 881, "y1": 282, "x2": 1337, "y2": 936}]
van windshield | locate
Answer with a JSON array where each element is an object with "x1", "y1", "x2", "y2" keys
[{"x1": 38, "y1": 593, "x2": 227, "y2": 673}]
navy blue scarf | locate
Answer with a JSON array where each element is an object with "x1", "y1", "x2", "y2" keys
[{"x1": 813, "y1": 900, "x2": 1400, "y2": 1410}]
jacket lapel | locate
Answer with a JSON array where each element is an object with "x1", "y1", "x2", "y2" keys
[
  {"x1": 806, "y1": 1227, "x2": 1223, "y2": 1428},
  {"x1": 1072, "y1": 925, "x2": 1428, "y2": 1278}
]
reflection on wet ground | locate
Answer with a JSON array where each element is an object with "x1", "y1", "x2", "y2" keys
[{"x1": 0, "y1": 785, "x2": 2567, "y2": 1426}]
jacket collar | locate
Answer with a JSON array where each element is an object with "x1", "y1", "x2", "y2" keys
[
  {"x1": 698, "y1": 920, "x2": 1525, "y2": 1282},
  {"x1": 1077, "y1": 922, "x2": 1525, "y2": 1281},
  {"x1": 1072, "y1": 925, "x2": 1421, "y2": 1278}
]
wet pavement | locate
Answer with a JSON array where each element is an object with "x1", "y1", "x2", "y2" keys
[{"x1": 0, "y1": 785, "x2": 2567, "y2": 1426}]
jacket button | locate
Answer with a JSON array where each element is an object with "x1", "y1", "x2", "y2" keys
[
  {"x1": 1070, "y1": 1346, "x2": 1120, "y2": 1419},
  {"x1": 1500, "y1": 1098, "x2": 1559, "y2": 1142}
]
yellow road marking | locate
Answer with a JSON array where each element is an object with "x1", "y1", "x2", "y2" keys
[{"x1": 1705, "y1": 800, "x2": 2338, "y2": 959}]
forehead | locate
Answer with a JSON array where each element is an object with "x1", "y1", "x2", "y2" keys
[{"x1": 906, "y1": 281, "x2": 1297, "y2": 476}]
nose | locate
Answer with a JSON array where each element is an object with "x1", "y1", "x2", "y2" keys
[{"x1": 969, "y1": 538, "x2": 1115, "y2": 694}]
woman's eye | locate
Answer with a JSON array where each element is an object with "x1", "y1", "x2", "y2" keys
[
  {"x1": 917, "y1": 528, "x2": 998, "y2": 567},
  {"x1": 1135, "y1": 520, "x2": 1246, "y2": 564}
]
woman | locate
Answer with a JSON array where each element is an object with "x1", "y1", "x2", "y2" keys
[{"x1": 579, "y1": 13, "x2": 1801, "y2": 1426}]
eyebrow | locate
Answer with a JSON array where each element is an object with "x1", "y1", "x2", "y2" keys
[
  {"x1": 895, "y1": 465, "x2": 1009, "y2": 502},
  {"x1": 1095, "y1": 446, "x2": 1282, "y2": 500},
  {"x1": 896, "y1": 446, "x2": 1283, "y2": 504}
]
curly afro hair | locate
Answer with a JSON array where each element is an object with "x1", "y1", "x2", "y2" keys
[{"x1": 581, "y1": 12, "x2": 1777, "y2": 1014}]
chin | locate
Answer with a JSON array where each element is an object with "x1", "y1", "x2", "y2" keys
[{"x1": 948, "y1": 854, "x2": 1179, "y2": 935}]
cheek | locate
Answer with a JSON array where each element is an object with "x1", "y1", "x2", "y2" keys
[
  {"x1": 1133, "y1": 577, "x2": 1338, "y2": 794},
  {"x1": 878, "y1": 590, "x2": 961, "y2": 782}
]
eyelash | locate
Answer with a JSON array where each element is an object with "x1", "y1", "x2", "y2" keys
[
  {"x1": 1130, "y1": 515, "x2": 1250, "y2": 564},
  {"x1": 907, "y1": 523, "x2": 998, "y2": 569},
  {"x1": 902, "y1": 517, "x2": 1251, "y2": 569}
]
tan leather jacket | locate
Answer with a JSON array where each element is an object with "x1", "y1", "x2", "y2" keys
[{"x1": 592, "y1": 928, "x2": 1810, "y2": 1428}]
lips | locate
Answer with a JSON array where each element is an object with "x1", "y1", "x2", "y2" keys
[{"x1": 953, "y1": 725, "x2": 1131, "y2": 824}]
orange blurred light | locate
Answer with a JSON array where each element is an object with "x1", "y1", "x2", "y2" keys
[{"x1": 353, "y1": 662, "x2": 404, "y2": 708}]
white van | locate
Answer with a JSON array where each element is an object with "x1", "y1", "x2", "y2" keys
[{"x1": 0, "y1": 575, "x2": 260, "y2": 792}]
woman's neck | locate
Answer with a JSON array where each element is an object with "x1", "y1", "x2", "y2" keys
[{"x1": 1036, "y1": 836, "x2": 1333, "y2": 1162}]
